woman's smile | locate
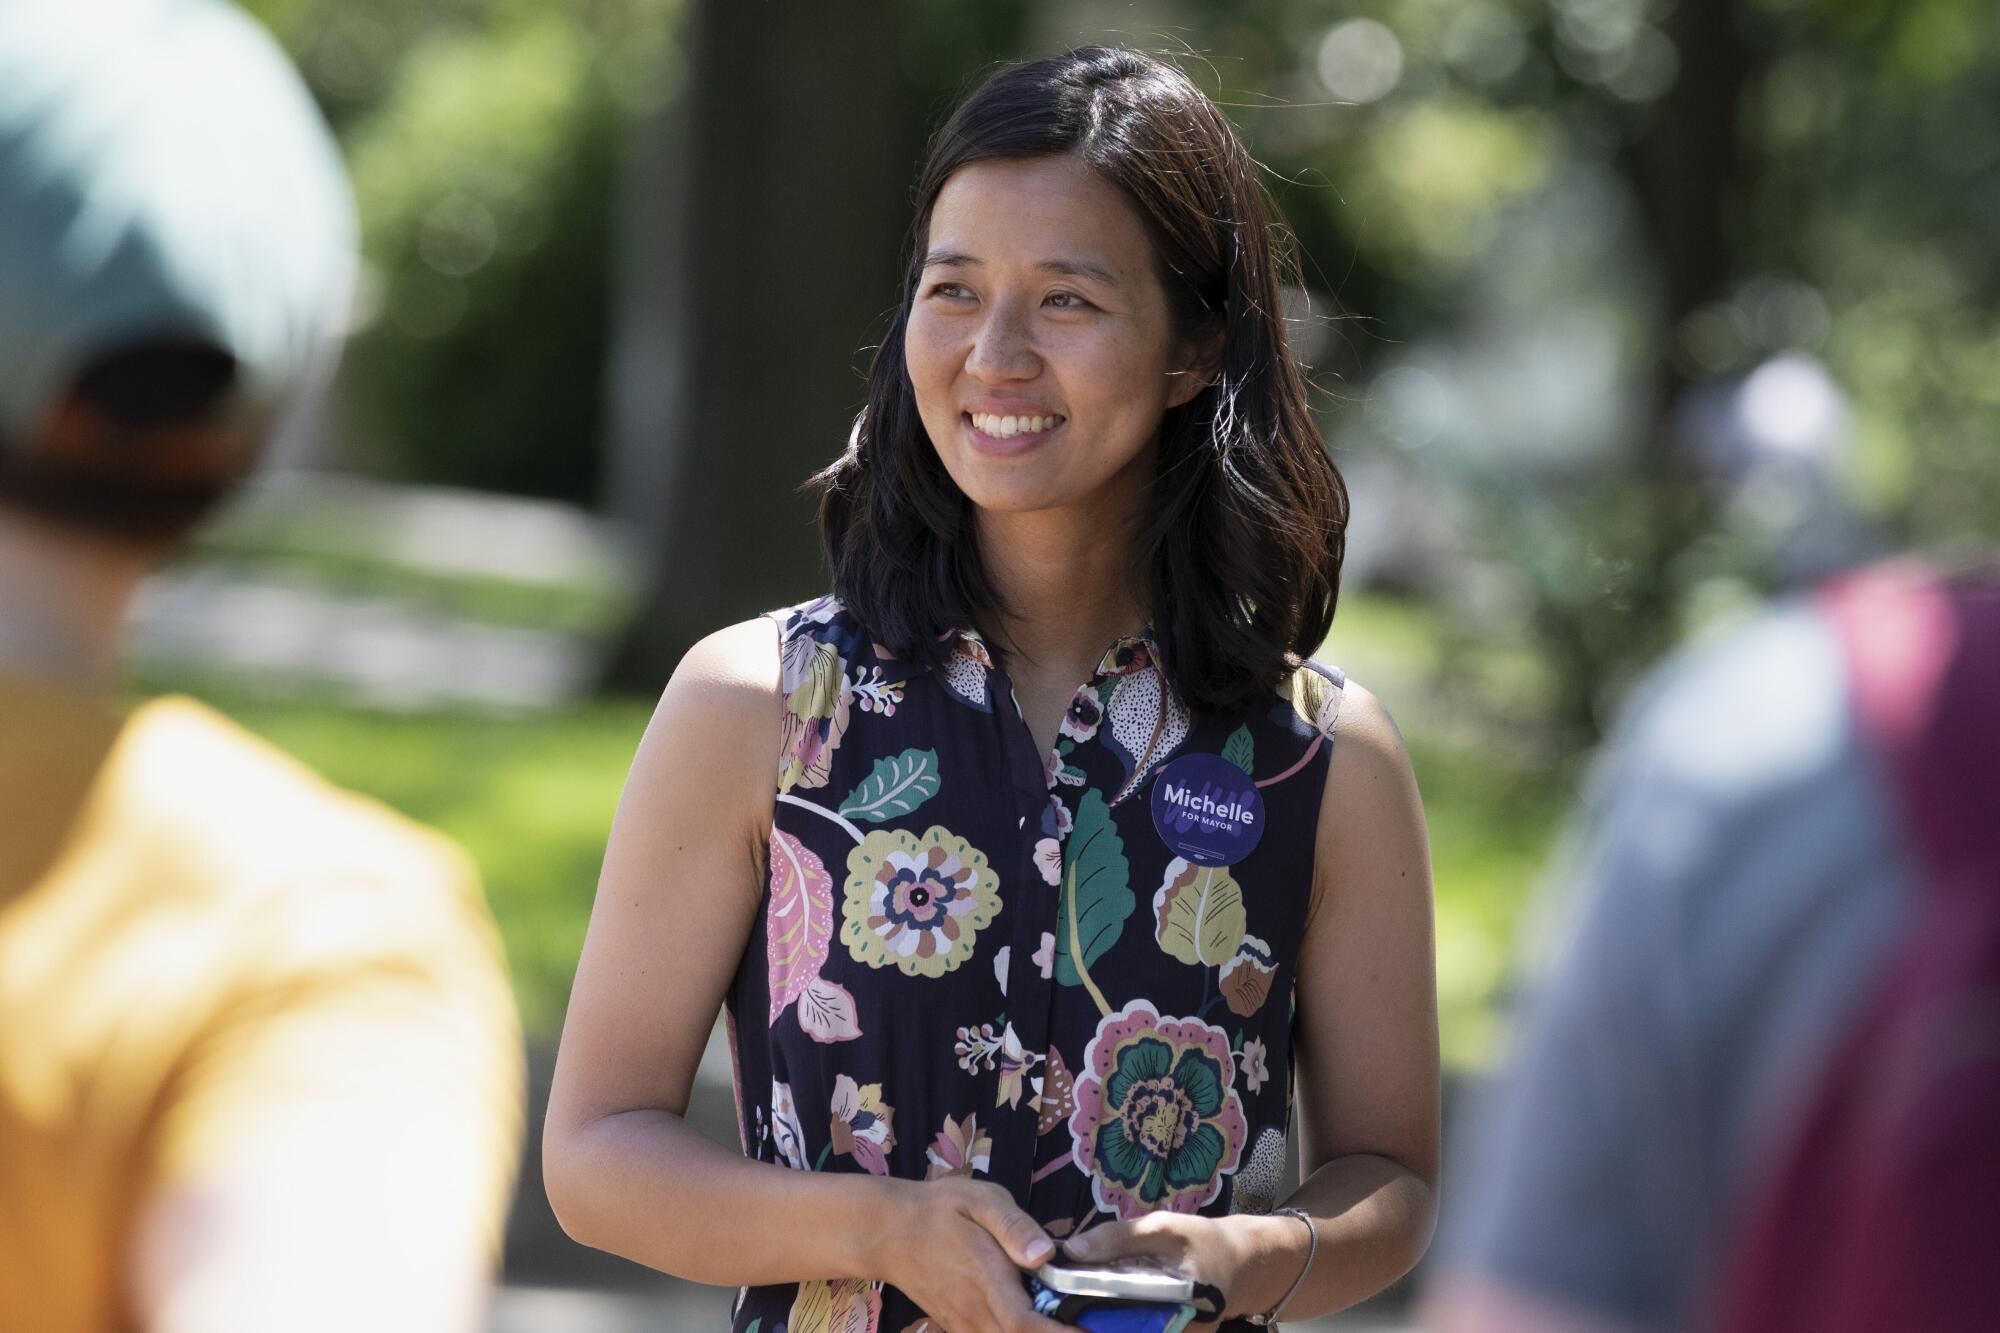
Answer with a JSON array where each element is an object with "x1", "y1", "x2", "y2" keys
[{"x1": 962, "y1": 409, "x2": 1066, "y2": 456}]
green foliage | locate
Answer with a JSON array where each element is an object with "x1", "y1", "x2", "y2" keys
[
  {"x1": 1344, "y1": 96, "x2": 1557, "y2": 278},
  {"x1": 1415, "y1": 736, "x2": 1571, "y2": 1068},
  {"x1": 333, "y1": 14, "x2": 640, "y2": 500},
  {"x1": 241, "y1": 0, "x2": 680, "y2": 503},
  {"x1": 1741, "y1": 0, "x2": 2000, "y2": 549}
]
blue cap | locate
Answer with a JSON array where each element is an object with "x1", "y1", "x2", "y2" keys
[{"x1": 0, "y1": 0, "x2": 356, "y2": 445}]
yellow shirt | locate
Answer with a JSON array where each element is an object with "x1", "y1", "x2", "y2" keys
[{"x1": 0, "y1": 672, "x2": 524, "y2": 1331}]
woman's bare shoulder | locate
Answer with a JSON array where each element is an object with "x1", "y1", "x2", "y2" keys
[
  {"x1": 624, "y1": 617, "x2": 783, "y2": 816},
  {"x1": 664, "y1": 616, "x2": 784, "y2": 708},
  {"x1": 1310, "y1": 679, "x2": 1431, "y2": 920}
]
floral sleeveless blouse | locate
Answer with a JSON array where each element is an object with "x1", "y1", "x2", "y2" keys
[{"x1": 722, "y1": 594, "x2": 1346, "y2": 1333}]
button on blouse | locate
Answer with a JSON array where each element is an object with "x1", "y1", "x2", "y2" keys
[{"x1": 721, "y1": 594, "x2": 1347, "y2": 1333}]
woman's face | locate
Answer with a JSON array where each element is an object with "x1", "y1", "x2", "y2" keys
[{"x1": 903, "y1": 154, "x2": 1209, "y2": 519}]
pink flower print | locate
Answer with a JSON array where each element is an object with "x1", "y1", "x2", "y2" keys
[
  {"x1": 778, "y1": 639, "x2": 852, "y2": 792},
  {"x1": 1034, "y1": 837, "x2": 1063, "y2": 886},
  {"x1": 1031, "y1": 931, "x2": 1056, "y2": 979},
  {"x1": 828, "y1": 1074, "x2": 896, "y2": 1175},
  {"x1": 1059, "y1": 686, "x2": 1105, "y2": 743},
  {"x1": 1044, "y1": 748, "x2": 1086, "y2": 788},
  {"x1": 925, "y1": 1111, "x2": 993, "y2": 1180},
  {"x1": 954, "y1": 1022, "x2": 1002, "y2": 1074},
  {"x1": 1239, "y1": 1037, "x2": 1270, "y2": 1095},
  {"x1": 1041, "y1": 793, "x2": 1074, "y2": 840},
  {"x1": 1069, "y1": 1000, "x2": 1248, "y2": 1218}
]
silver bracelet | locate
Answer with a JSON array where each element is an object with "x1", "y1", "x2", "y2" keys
[{"x1": 1245, "y1": 1205, "x2": 1316, "y2": 1326}]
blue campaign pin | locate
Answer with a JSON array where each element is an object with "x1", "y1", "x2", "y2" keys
[{"x1": 1149, "y1": 752, "x2": 1266, "y2": 866}]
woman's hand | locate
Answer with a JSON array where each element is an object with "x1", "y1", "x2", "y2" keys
[
  {"x1": 871, "y1": 1177, "x2": 1070, "y2": 1333},
  {"x1": 1057, "y1": 1212, "x2": 1266, "y2": 1322}
]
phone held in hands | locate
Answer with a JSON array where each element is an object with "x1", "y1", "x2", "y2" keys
[{"x1": 1026, "y1": 1259, "x2": 1198, "y2": 1332}]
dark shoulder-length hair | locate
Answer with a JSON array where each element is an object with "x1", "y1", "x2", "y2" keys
[{"x1": 815, "y1": 44, "x2": 1348, "y2": 713}]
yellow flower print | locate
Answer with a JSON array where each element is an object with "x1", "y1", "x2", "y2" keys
[{"x1": 841, "y1": 825, "x2": 1001, "y2": 978}]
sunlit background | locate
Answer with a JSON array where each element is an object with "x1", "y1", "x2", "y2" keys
[{"x1": 127, "y1": 0, "x2": 2000, "y2": 1324}]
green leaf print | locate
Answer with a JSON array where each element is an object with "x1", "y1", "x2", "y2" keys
[
  {"x1": 836, "y1": 747, "x2": 940, "y2": 822},
  {"x1": 1056, "y1": 789, "x2": 1133, "y2": 1016},
  {"x1": 1222, "y1": 724, "x2": 1255, "y2": 776}
]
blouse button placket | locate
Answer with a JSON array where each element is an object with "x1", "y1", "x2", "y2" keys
[{"x1": 985, "y1": 653, "x2": 1103, "y2": 1215}]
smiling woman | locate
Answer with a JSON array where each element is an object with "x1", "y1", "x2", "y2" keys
[
  {"x1": 820, "y1": 55, "x2": 1348, "y2": 715},
  {"x1": 545, "y1": 45, "x2": 1439, "y2": 1333}
]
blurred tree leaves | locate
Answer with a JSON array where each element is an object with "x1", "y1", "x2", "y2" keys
[
  {"x1": 235, "y1": 0, "x2": 2000, "y2": 734},
  {"x1": 241, "y1": 0, "x2": 680, "y2": 502}
]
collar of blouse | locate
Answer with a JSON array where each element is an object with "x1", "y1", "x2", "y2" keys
[{"x1": 943, "y1": 623, "x2": 1161, "y2": 682}]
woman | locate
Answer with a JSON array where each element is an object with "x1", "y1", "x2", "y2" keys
[{"x1": 545, "y1": 46, "x2": 1438, "y2": 1333}]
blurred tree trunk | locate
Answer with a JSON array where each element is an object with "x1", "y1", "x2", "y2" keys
[
  {"x1": 603, "y1": 0, "x2": 906, "y2": 690},
  {"x1": 1544, "y1": 0, "x2": 1764, "y2": 741}
]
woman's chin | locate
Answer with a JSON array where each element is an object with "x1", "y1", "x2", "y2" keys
[{"x1": 956, "y1": 478, "x2": 1072, "y2": 516}]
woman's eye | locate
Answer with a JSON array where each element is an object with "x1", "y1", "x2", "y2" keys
[
  {"x1": 929, "y1": 282, "x2": 970, "y2": 300},
  {"x1": 1046, "y1": 291, "x2": 1090, "y2": 309}
]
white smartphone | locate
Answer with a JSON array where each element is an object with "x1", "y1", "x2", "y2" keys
[{"x1": 1031, "y1": 1259, "x2": 1196, "y2": 1303}]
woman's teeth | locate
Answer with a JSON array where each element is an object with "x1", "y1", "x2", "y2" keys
[{"x1": 969, "y1": 412, "x2": 1063, "y2": 438}]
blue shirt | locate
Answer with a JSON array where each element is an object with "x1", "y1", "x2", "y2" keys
[{"x1": 1438, "y1": 603, "x2": 1911, "y2": 1329}]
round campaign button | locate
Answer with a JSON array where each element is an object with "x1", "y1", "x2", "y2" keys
[{"x1": 1149, "y1": 752, "x2": 1265, "y2": 867}]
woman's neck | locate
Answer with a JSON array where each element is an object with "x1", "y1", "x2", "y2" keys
[{"x1": 974, "y1": 504, "x2": 1146, "y2": 680}]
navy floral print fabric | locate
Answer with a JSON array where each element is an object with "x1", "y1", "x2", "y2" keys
[{"x1": 721, "y1": 594, "x2": 1346, "y2": 1332}]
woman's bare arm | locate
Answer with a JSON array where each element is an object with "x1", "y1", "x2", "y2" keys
[
  {"x1": 541, "y1": 620, "x2": 1063, "y2": 1329},
  {"x1": 1241, "y1": 682, "x2": 1441, "y2": 1318},
  {"x1": 544, "y1": 618, "x2": 879, "y2": 1281}
]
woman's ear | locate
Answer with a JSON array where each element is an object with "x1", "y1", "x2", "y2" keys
[{"x1": 1166, "y1": 327, "x2": 1227, "y2": 409}]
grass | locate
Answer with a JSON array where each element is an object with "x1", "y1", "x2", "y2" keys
[{"x1": 138, "y1": 592, "x2": 1576, "y2": 1066}]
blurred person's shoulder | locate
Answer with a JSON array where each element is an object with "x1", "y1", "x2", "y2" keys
[
  {"x1": 1546, "y1": 594, "x2": 1901, "y2": 952},
  {"x1": 100, "y1": 692, "x2": 494, "y2": 947},
  {"x1": 1608, "y1": 598, "x2": 1857, "y2": 801}
]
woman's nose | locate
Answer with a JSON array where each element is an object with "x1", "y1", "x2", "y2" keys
[{"x1": 965, "y1": 301, "x2": 1040, "y2": 381}]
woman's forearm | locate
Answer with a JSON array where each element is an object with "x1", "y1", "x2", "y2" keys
[
  {"x1": 545, "y1": 1107, "x2": 906, "y2": 1288},
  {"x1": 1224, "y1": 1152, "x2": 1437, "y2": 1321}
]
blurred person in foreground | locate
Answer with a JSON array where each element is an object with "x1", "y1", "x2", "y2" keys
[
  {"x1": 0, "y1": 2, "x2": 524, "y2": 1329},
  {"x1": 1423, "y1": 553, "x2": 2000, "y2": 1332}
]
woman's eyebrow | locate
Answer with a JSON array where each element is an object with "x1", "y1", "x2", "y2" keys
[{"x1": 921, "y1": 249, "x2": 1120, "y2": 286}]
